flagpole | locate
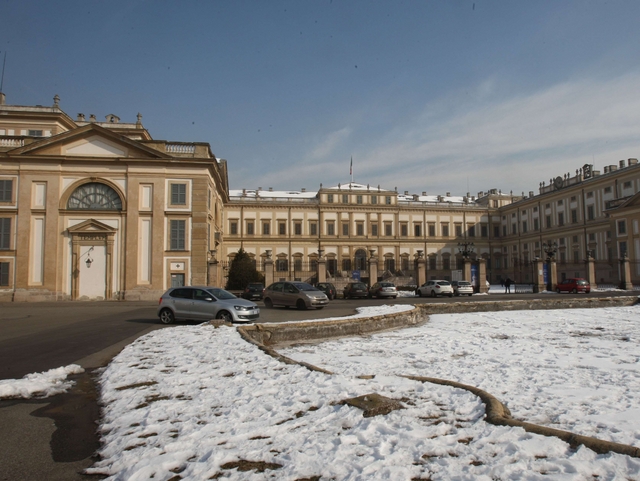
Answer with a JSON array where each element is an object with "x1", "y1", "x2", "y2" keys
[{"x1": 350, "y1": 156, "x2": 353, "y2": 184}]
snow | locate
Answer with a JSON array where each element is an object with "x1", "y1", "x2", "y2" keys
[
  {"x1": 87, "y1": 305, "x2": 640, "y2": 480},
  {"x1": 0, "y1": 364, "x2": 84, "y2": 399}
]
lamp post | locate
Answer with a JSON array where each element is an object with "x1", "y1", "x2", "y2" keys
[
  {"x1": 457, "y1": 241, "x2": 475, "y2": 259},
  {"x1": 85, "y1": 246, "x2": 94, "y2": 268},
  {"x1": 542, "y1": 241, "x2": 558, "y2": 291}
]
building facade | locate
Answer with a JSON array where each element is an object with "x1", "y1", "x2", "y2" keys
[
  {"x1": 0, "y1": 93, "x2": 227, "y2": 301},
  {"x1": 224, "y1": 163, "x2": 640, "y2": 290},
  {"x1": 2, "y1": 93, "x2": 639, "y2": 301}
]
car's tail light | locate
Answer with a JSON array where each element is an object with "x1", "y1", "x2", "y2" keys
[{"x1": 158, "y1": 297, "x2": 163, "y2": 305}]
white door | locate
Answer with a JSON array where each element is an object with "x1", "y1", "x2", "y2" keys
[{"x1": 79, "y1": 245, "x2": 106, "y2": 299}]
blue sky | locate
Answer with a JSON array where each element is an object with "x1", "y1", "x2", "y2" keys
[{"x1": 2, "y1": 0, "x2": 640, "y2": 196}]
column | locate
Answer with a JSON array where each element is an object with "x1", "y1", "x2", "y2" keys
[
  {"x1": 533, "y1": 258, "x2": 545, "y2": 293},
  {"x1": 463, "y1": 258, "x2": 472, "y2": 283},
  {"x1": 368, "y1": 250, "x2": 378, "y2": 287},
  {"x1": 416, "y1": 255, "x2": 426, "y2": 288},
  {"x1": 264, "y1": 254, "x2": 274, "y2": 287},
  {"x1": 585, "y1": 254, "x2": 597, "y2": 290},
  {"x1": 478, "y1": 258, "x2": 488, "y2": 293},
  {"x1": 548, "y1": 259, "x2": 558, "y2": 292},
  {"x1": 317, "y1": 255, "x2": 327, "y2": 283},
  {"x1": 620, "y1": 255, "x2": 633, "y2": 290}
]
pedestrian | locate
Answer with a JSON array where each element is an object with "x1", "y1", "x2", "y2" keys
[{"x1": 505, "y1": 277, "x2": 512, "y2": 294}]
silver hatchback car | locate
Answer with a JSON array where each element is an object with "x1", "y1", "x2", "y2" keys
[
  {"x1": 263, "y1": 281, "x2": 328, "y2": 310},
  {"x1": 157, "y1": 286, "x2": 260, "y2": 324}
]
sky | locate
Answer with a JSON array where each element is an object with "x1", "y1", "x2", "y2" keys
[{"x1": 3, "y1": 1, "x2": 640, "y2": 196}]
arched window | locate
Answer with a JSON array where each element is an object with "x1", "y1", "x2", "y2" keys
[
  {"x1": 354, "y1": 249, "x2": 367, "y2": 271},
  {"x1": 67, "y1": 183, "x2": 123, "y2": 210}
]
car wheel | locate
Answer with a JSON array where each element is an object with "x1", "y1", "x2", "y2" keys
[
  {"x1": 448, "y1": 293, "x2": 453, "y2": 298},
  {"x1": 216, "y1": 310, "x2": 233, "y2": 323},
  {"x1": 296, "y1": 299, "x2": 307, "y2": 310},
  {"x1": 159, "y1": 309, "x2": 175, "y2": 325},
  {"x1": 454, "y1": 292, "x2": 460, "y2": 296},
  {"x1": 556, "y1": 288, "x2": 561, "y2": 294},
  {"x1": 431, "y1": 290, "x2": 437, "y2": 298},
  {"x1": 264, "y1": 297, "x2": 273, "y2": 308},
  {"x1": 316, "y1": 306, "x2": 324, "y2": 310},
  {"x1": 571, "y1": 288, "x2": 577, "y2": 294}
]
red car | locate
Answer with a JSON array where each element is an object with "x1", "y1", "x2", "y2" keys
[{"x1": 556, "y1": 278, "x2": 591, "y2": 294}]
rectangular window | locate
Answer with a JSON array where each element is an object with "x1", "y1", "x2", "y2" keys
[
  {"x1": 171, "y1": 183, "x2": 187, "y2": 205},
  {"x1": 342, "y1": 194, "x2": 349, "y2": 204},
  {"x1": 571, "y1": 209, "x2": 578, "y2": 224},
  {"x1": 468, "y1": 225, "x2": 475, "y2": 237},
  {"x1": 443, "y1": 257, "x2": 450, "y2": 270},
  {"x1": 414, "y1": 224, "x2": 421, "y2": 237},
  {"x1": 0, "y1": 180, "x2": 13, "y2": 202},
  {"x1": 371, "y1": 195, "x2": 377, "y2": 205},
  {"x1": 557, "y1": 199, "x2": 563, "y2": 206},
  {"x1": 294, "y1": 222, "x2": 302, "y2": 235},
  {"x1": 262, "y1": 222, "x2": 270, "y2": 235},
  {"x1": 587, "y1": 205, "x2": 595, "y2": 220},
  {"x1": 558, "y1": 212, "x2": 564, "y2": 226},
  {"x1": 442, "y1": 223, "x2": 449, "y2": 237},
  {"x1": 279, "y1": 222, "x2": 286, "y2": 235},
  {"x1": 502, "y1": 225, "x2": 507, "y2": 237},
  {"x1": 522, "y1": 221, "x2": 527, "y2": 233},
  {"x1": 494, "y1": 226, "x2": 500, "y2": 238},
  {"x1": 327, "y1": 222, "x2": 335, "y2": 236},
  {"x1": 357, "y1": 195, "x2": 363, "y2": 204},
  {"x1": 371, "y1": 223, "x2": 378, "y2": 236},
  {"x1": 619, "y1": 241, "x2": 628, "y2": 257},
  {"x1": 401, "y1": 224, "x2": 408, "y2": 237},
  {"x1": 385, "y1": 223, "x2": 392, "y2": 236},
  {"x1": 327, "y1": 194, "x2": 334, "y2": 203},
  {"x1": 0, "y1": 262, "x2": 8, "y2": 286},
  {"x1": 356, "y1": 223, "x2": 364, "y2": 236},
  {"x1": 589, "y1": 233, "x2": 596, "y2": 242},
  {"x1": 481, "y1": 225, "x2": 487, "y2": 237},
  {"x1": 230, "y1": 221, "x2": 238, "y2": 235},
  {"x1": 618, "y1": 220, "x2": 627, "y2": 235},
  {"x1": 623, "y1": 181, "x2": 632, "y2": 189},
  {"x1": 546, "y1": 216, "x2": 552, "y2": 228},
  {"x1": 512, "y1": 223, "x2": 517, "y2": 234},
  {"x1": 533, "y1": 218, "x2": 539, "y2": 231},
  {"x1": 28, "y1": 129, "x2": 43, "y2": 136},
  {"x1": 342, "y1": 223, "x2": 349, "y2": 236},
  {"x1": 309, "y1": 222, "x2": 317, "y2": 236},
  {"x1": 428, "y1": 224, "x2": 436, "y2": 236},
  {"x1": 455, "y1": 224, "x2": 462, "y2": 236},
  {"x1": 246, "y1": 221, "x2": 254, "y2": 235},
  {"x1": 586, "y1": 191, "x2": 594, "y2": 198},
  {"x1": 170, "y1": 220, "x2": 186, "y2": 250},
  {"x1": 0, "y1": 218, "x2": 10, "y2": 249},
  {"x1": 385, "y1": 196, "x2": 391, "y2": 205},
  {"x1": 429, "y1": 256, "x2": 436, "y2": 270},
  {"x1": 604, "y1": 186, "x2": 612, "y2": 194}
]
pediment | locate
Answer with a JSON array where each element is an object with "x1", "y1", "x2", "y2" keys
[
  {"x1": 7, "y1": 124, "x2": 170, "y2": 159},
  {"x1": 67, "y1": 218, "x2": 117, "y2": 235}
]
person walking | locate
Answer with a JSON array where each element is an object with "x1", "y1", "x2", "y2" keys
[{"x1": 505, "y1": 277, "x2": 512, "y2": 294}]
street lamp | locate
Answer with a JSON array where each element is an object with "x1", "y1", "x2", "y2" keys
[
  {"x1": 542, "y1": 241, "x2": 558, "y2": 261},
  {"x1": 85, "y1": 246, "x2": 94, "y2": 268},
  {"x1": 457, "y1": 241, "x2": 475, "y2": 259}
]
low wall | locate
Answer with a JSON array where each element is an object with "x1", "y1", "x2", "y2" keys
[{"x1": 240, "y1": 296, "x2": 637, "y2": 347}]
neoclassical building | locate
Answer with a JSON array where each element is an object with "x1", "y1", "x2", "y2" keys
[
  {"x1": 224, "y1": 162, "x2": 640, "y2": 290},
  {"x1": 2, "y1": 93, "x2": 639, "y2": 301},
  {"x1": 0, "y1": 93, "x2": 227, "y2": 301}
]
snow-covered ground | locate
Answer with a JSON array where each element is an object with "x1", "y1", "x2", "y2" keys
[
  {"x1": 83, "y1": 305, "x2": 640, "y2": 481},
  {"x1": 0, "y1": 364, "x2": 84, "y2": 399}
]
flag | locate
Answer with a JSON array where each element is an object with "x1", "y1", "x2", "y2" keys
[{"x1": 350, "y1": 156, "x2": 353, "y2": 176}]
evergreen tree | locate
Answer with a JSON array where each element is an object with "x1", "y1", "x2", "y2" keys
[{"x1": 226, "y1": 248, "x2": 264, "y2": 290}]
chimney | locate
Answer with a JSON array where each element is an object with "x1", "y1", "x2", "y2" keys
[
  {"x1": 422, "y1": 192, "x2": 426, "y2": 196},
  {"x1": 89, "y1": 114, "x2": 96, "y2": 122},
  {"x1": 629, "y1": 158, "x2": 638, "y2": 166},
  {"x1": 0, "y1": 92, "x2": 5, "y2": 105},
  {"x1": 529, "y1": 191, "x2": 534, "y2": 197},
  {"x1": 301, "y1": 188, "x2": 306, "y2": 192},
  {"x1": 77, "y1": 113, "x2": 85, "y2": 121},
  {"x1": 446, "y1": 192, "x2": 451, "y2": 197},
  {"x1": 404, "y1": 190, "x2": 409, "y2": 195},
  {"x1": 620, "y1": 160, "x2": 625, "y2": 169},
  {"x1": 269, "y1": 187, "x2": 273, "y2": 192}
]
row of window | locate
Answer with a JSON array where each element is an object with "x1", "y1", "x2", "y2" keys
[
  {"x1": 230, "y1": 220, "x2": 491, "y2": 238},
  {"x1": 326, "y1": 194, "x2": 393, "y2": 205},
  {"x1": 505, "y1": 211, "x2": 627, "y2": 236}
]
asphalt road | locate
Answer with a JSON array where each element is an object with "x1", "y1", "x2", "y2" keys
[{"x1": 0, "y1": 290, "x2": 634, "y2": 480}]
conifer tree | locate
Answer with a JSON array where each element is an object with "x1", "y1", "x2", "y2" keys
[{"x1": 226, "y1": 248, "x2": 264, "y2": 290}]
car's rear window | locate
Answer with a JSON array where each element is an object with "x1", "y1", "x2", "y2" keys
[
  {"x1": 352, "y1": 283, "x2": 367, "y2": 289},
  {"x1": 380, "y1": 283, "x2": 394, "y2": 287},
  {"x1": 457, "y1": 281, "x2": 471, "y2": 286},
  {"x1": 577, "y1": 280, "x2": 588, "y2": 285},
  {"x1": 292, "y1": 282, "x2": 318, "y2": 291},
  {"x1": 437, "y1": 281, "x2": 451, "y2": 285}
]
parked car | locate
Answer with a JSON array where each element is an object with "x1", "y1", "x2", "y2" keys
[
  {"x1": 343, "y1": 282, "x2": 369, "y2": 299},
  {"x1": 241, "y1": 282, "x2": 264, "y2": 300},
  {"x1": 263, "y1": 281, "x2": 329, "y2": 309},
  {"x1": 556, "y1": 278, "x2": 591, "y2": 294},
  {"x1": 316, "y1": 282, "x2": 337, "y2": 300},
  {"x1": 451, "y1": 280, "x2": 474, "y2": 296},
  {"x1": 368, "y1": 282, "x2": 398, "y2": 299},
  {"x1": 157, "y1": 286, "x2": 260, "y2": 324},
  {"x1": 415, "y1": 280, "x2": 454, "y2": 298}
]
